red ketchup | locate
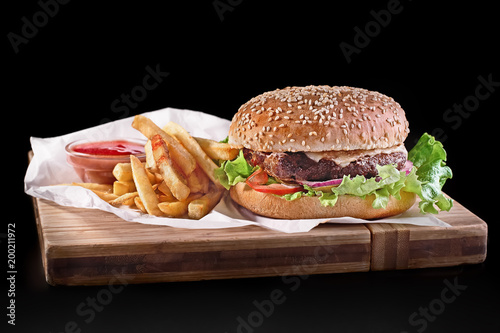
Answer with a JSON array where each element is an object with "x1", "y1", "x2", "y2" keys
[
  {"x1": 66, "y1": 139, "x2": 146, "y2": 184},
  {"x1": 72, "y1": 140, "x2": 145, "y2": 156}
]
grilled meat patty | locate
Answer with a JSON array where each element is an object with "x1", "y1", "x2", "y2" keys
[{"x1": 243, "y1": 148, "x2": 407, "y2": 183}]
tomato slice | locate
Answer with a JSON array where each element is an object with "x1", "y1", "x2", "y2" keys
[
  {"x1": 246, "y1": 168, "x2": 269, "y2": 185},
  {"x1": 245, "y1": 169, "x2": 303, "y2": 195}
]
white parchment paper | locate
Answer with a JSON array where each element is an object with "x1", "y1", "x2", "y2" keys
[{"x1": 24, "y1": 107, "x2": 450, "y2": 233}]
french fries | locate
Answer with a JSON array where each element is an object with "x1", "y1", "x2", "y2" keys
[
  {"x1": 132, "y1": 115, "x2": 196, "y2": 176},
  {"x1": 162, "y1": 121, "x2": 224, "y2": 189},
  {"x1": 130, "y1": 155, "x2": 164, "y2": 216},
  {"x1": 112, "y1": 163, "x2": 133, "y2": 182},
  {"x1": 188, "y1": 186, "x2": 225, "y2": 219},
  {"x1": 59, "y1": 116, "x2": 235, "y2": 220},
  {"x1": 113, "y1": 180, "x2": 136, "y2": 196},
  {"x1": 150, "y1": 134, "x2": 191, "y2": 201},
  {"x1": 194, "y1": 137, "x2": 240, "y2": 161}
]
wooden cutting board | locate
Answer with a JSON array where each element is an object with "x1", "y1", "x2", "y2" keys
[{"x1": 31, "y1": 194, "x2": 487, "y2": 286}]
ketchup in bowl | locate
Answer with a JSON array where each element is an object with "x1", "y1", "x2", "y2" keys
[{"x1": 66, "y1": 139, "x2": 146, "y2": 184}]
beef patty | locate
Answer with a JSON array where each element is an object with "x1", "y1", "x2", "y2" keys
[{"x1": 243, "y1": 148, "x2": 407, "y2": 183}]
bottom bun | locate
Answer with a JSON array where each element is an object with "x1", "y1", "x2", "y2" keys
[{"x1": 230, "y1": 182, "x2": 417, "y2": 219}]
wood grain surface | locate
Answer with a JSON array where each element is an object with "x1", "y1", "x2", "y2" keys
[{"x1": 30, "y1": 192, "x2": 487, "y2": 286}]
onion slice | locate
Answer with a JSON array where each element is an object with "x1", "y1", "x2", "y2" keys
[
  {"x1": 296, "y1": 178, "x2": 343, "y2": 188},
  {"x1": 402, "y1": 160, "x2": 413, "y2": 175},
  {"x1": 298, "y1": 161, "x2": 414, "y2": 188}
]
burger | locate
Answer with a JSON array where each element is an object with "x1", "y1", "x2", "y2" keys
[{"x1": 215, "y1": 85, "x2": 453, "y2": 219}]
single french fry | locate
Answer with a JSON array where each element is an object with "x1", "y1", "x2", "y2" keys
[
  {"x1": 63, "y1": 182, "x2": 113, "y2": 193},
  {"x1": 157, "y1": 201, "x2": 188, "y2": 218},
  {"x1": 154, "y1": 172, "x2": 163, "y2": 183},
  {"x1": 162, "y1": 121, "x2": 224, "y2": 189},
  {"x1": 134, "y1": 196, "x2": 147, "y2": 213},
  {"x1": 157, "y1": 181, "x2": 176, "y2": 201},
  {"x1": 130, "y1": 155, "x2": 163, "y2": 216},
  {"x1": 158, "y1": 194, "x2": 173, "y2": 203},
  {"x1": 151, "y1": 134, "x2": 191, "y2": 201},
  {"x1": 187, "y1": 166, "x2": 210, "y2": 194},
  {"x1": 194, "y1": 137, "x2": 240, "y2": 161},
  {"x1": 109, "y1": 191, "x2": 138, "y2": 206},
  {"x1": 113, "y1": 180, "x2": 136, "y2": 196},
  {"x1": 132, "y1": 115, "x2": 196, "y2": 176},
  {"x1": 91, "y1": 190, "x2": 118, "y2": 202},
  {"x1": 145, "y1": 168, "x2": 156, "y2": 185},
  {"x1": 187, "y1": 187, "x2": 224, "y2": 219},
  {"x1": 144, "y1": 139, "x2": 158, "y2": 172},
  {"x1": 112, "y1": 163, "x2": 133, "y2": 182}
]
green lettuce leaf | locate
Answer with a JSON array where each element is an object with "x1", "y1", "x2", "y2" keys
[
  {"x1": 214, "y1": 150, "x2": 256, "y2": 190},
  {"x1": 323, "y1": 164, "x2": 411, "y2": 210},
  {"x1": 407, "y1": 132, "x2": 453, "y2": 213}
]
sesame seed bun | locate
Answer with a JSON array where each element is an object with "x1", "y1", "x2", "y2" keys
[
  {"x1": 228, "y1": 85, "x2": 409, "y2": 152},
  {"x1": 230, "y1": 182, "x2": 417, "y2": 220}
]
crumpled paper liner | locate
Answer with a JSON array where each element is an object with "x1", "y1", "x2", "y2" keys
[{"x1": 24, "y1": 108, "x2": 451, "y2": 233}]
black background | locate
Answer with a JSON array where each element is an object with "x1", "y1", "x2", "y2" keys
[{"x1": 6, "y1": 0, "x2": 499, "y2": 332}]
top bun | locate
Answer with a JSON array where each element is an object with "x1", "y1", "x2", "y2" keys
[{"x1": 228, "y1": 85, "x2": 409, "y2": 152}]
